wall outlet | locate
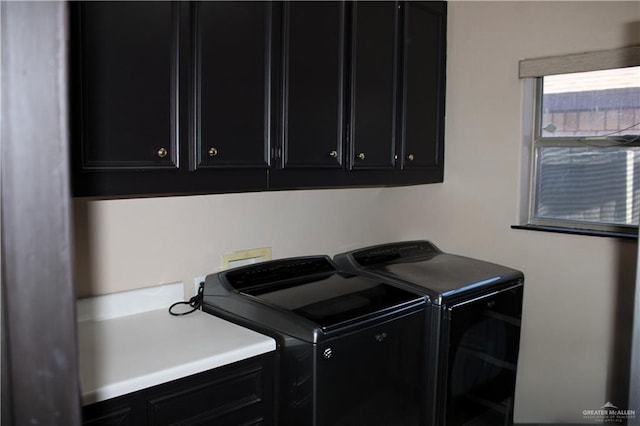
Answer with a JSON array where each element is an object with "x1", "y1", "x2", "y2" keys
[{"x1": 194, "y1": 275, "x2": 206, "y2": 294}]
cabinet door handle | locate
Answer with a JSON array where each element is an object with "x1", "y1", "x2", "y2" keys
[
  {"x1": 356, "y1": 152, "x2": 366, "y2": 160},
  {"x1": 157, "y1": 147, "x2": 168, "y2": 158},
  {"x1": 208, "y1": 147, "x2": 218, "y2": 157},
  {"x1": 329, "y1": 150, "x2": 338, "y2": 159},
  {"x1": 407, "y1": 154, "x2": 415, "y2": 161}
]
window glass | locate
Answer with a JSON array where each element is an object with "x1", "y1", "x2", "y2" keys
[
  {"x1": 534, "y1": 146, "x2": 640, "y2": 227},
  {"x1": 540, "y1": 67, "x2": 640, "y2": 138},
  {"x1": 531, "y1": 66, "x2": 640, "y2": 233}
]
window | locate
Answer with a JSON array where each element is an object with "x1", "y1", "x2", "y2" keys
[{"x1": 519, "y1": 47, "x2": 640, "y2": 236}]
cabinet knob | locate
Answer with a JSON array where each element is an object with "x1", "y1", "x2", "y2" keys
[
  {"x1": 329, "y1": 150, "x2": 338, "y2": 159},
  {"x1": 357, "y1": 152, "x2": 366, "y2": 160},
  {"x1": 157, "y1": 147, "x2": 168, "y2": 158},
  {"x1": 208, "y1": 147, "x2": 218, "y2": 157},
  {"x1": 407, "y1": 154, "x2": 415, "y2": 161}
]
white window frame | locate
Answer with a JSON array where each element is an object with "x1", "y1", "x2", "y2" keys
[{"x1": 519, "y1": 46, "x2": 640, "y2": 236}]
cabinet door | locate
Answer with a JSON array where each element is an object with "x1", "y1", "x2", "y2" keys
[
  {"x1": 83, "y1": 353, "x2": 275, "y2": 426},
  {"x1": 82, "y1": 393, "x2": 144, "y2": 426},
  {"x1": 83, "y1": 407, "x2": 134, "y2": 426},
  {"x1": 73, "y1": 2, "x2": 179, "y2": 170},
  {"x1": 349, "y1": 1, "x2": 400, "y2": 170},
  {"x1": 280, "y1": 1, "x2": 346, "y2": 169},
  {"x1": 193, "y1": 2, "x2": 273, "y2": 170},
  {"x1": 146, "y1": 353, "x2": 275, "y2": 426},
  {"x1": 400, "y1": 1, "x2": 446, "y2": 171}
]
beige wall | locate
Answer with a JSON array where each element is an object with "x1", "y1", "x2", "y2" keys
[
  {"x1": 73, "y1": 2, "x2": 640, "y2": 423},
  {"x1": 441, "y1": 2, "x2": 639, "y2": 422}
]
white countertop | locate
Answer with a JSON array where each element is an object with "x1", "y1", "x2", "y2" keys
[{"x1": 78, "y1": 284, "x2": 275, "y2": 405}]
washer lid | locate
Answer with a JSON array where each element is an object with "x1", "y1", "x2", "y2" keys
[
  {"x1": 370, "y1": 255, "x2": 509, "y2": 296},
  {"x1": 342, "y1": 241, "x2": 523, "y2": 299},
  {"x1": 223, "y1": 257, "x2": 423, "y2": 331}
]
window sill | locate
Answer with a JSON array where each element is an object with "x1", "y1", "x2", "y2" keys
[{"x1": 511, "y1": 224, "x2": 638, "y2": 240}]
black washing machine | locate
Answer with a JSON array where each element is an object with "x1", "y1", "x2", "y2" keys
[
  {"x1": 202, "y1": 256, "x2": 430, "y2": 426},
  {"x1": 334, "y1": 241, "x2": 524, "y2": 426}
]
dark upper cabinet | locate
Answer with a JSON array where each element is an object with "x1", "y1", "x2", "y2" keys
[
  {"x1": 400, "y1": 1, "x2": 446, "y2": 172},
  {"x1": 194, "y1": 1, "x2": 273, "y2": 170},
  {"x1": 279, "y1": 1, "x2": 346, "y2": 169},
  {"x1": 70, "y1": 1, "x2": 445, "y2": 197},
  {"x1": 73, "y1": 2, "x2": 179, "y2": 171},
  {"x1": 70, "y1": 1, "x2": 272, "y2": 197},
  {"x1": 271, "y1": 1, "x2": 446, "y2": 189},
  {"x1": 349, "y1": 1, "x2": 399, "y2": 170}
]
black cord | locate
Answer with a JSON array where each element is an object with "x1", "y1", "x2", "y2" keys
[
  {"x1": 169, "y1": 281, "x2": 204, "y2": 316},
  {"x1": 576, "y1": 121, "x2": 640, "y2": 147}
]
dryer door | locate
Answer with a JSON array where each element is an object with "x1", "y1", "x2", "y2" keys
[{"x1": 442, "y1": 283, "x2": 523, "y2": 426}]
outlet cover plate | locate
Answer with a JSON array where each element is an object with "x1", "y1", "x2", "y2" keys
[{"x1": 222, "y1": 247, "x2": 272, "y2": 270}]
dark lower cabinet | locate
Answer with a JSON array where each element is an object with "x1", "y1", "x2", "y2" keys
[
  {"x1": 70, "y1": 1, "x2": 446, "y2": 198},
  {"x1": 82, "y1": 353, "x2": 275, "y2": 426},
  {"x1": 83, "y1": 407, "x2": 133, "y2": 426}
]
